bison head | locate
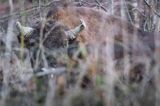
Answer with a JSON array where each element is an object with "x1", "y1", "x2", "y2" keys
[
  {"x1": 16, "y1": 18, "x2": 86, "y2": 50},
  {"x1": 16, "y1": 18, "x2": 86, "y2": 69}
]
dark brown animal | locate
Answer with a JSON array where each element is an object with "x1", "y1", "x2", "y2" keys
[
  {"x1": 16, "y1": 4, "x2": 160, "y2": 106},
  {"x1": 16, "y1": 5, "x2": 159, "y2": 83}
]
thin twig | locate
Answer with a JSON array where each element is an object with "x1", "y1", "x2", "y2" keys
[
  {"x1": 144, "y1": 0, "x2": 160, "y2": 17},
  {"x1": 0, "y1": 0, "x2": 55, "y2": 20},
  {"x1": 95, "y1": 0, "x2": 107, "y2": 12},
  {"x1": 132, "y1": 8, "x2": 146, "y2": 17},
  {"x1": 35, "y1": 67, "x2": 66, "y2": 77}
]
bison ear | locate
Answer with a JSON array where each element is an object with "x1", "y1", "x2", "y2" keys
[
  {"x1": 65, "y1": 19, "x2": 86, "y2": 40},
  {"x1": 16, "y1": 21, "x2": 34, "y2": 37}
]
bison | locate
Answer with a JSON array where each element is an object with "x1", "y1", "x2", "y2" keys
[
  {"x1": 14, "y1": 3, "x2": 160, "y2": 105},
  {"x1": 16, "y1": 4, "x2": 159, "y2": 85}
]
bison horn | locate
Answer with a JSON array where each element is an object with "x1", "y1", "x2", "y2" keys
[
  {"x1": 65, "y1": 19, "x2": 86, "y2": 40},
  {"x1": 16, "y1": 21, "x2": 34, "y2": 37}
]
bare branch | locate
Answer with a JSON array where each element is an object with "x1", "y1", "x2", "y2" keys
[
  {"x1": 144, "y1": 0, "x2": 160, "y2": 17},
  {"x1": 0, "y1": 0, "x2": 55, "y2": 20},
  {"x1": 95, "y1": 0, "x2": 108, "y2": 12},
  {"x1": 35, "y1": 67, "x2": 66, "y2": 77}
]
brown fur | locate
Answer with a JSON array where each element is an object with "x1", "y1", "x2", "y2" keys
[
  {"x1": 20, "y1": 6, "x2": 159, "y2": 84},
  {"x1": 46, "y1": 6, "x2": 155, "y2": 58},
  {"x1": 45, "y1": 6, "x2": 158, "y2": 83}
]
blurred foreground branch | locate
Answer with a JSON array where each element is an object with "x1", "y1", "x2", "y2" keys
[
  {"x1": 144, "y1": 0, "x2": 160, "y2": 17},
  {"x1": 35, "y1": 67, "x2": 66, "y2": 77},
  {"x1": 0, "y1": 0, "x2": 56, "y2": 20}
]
